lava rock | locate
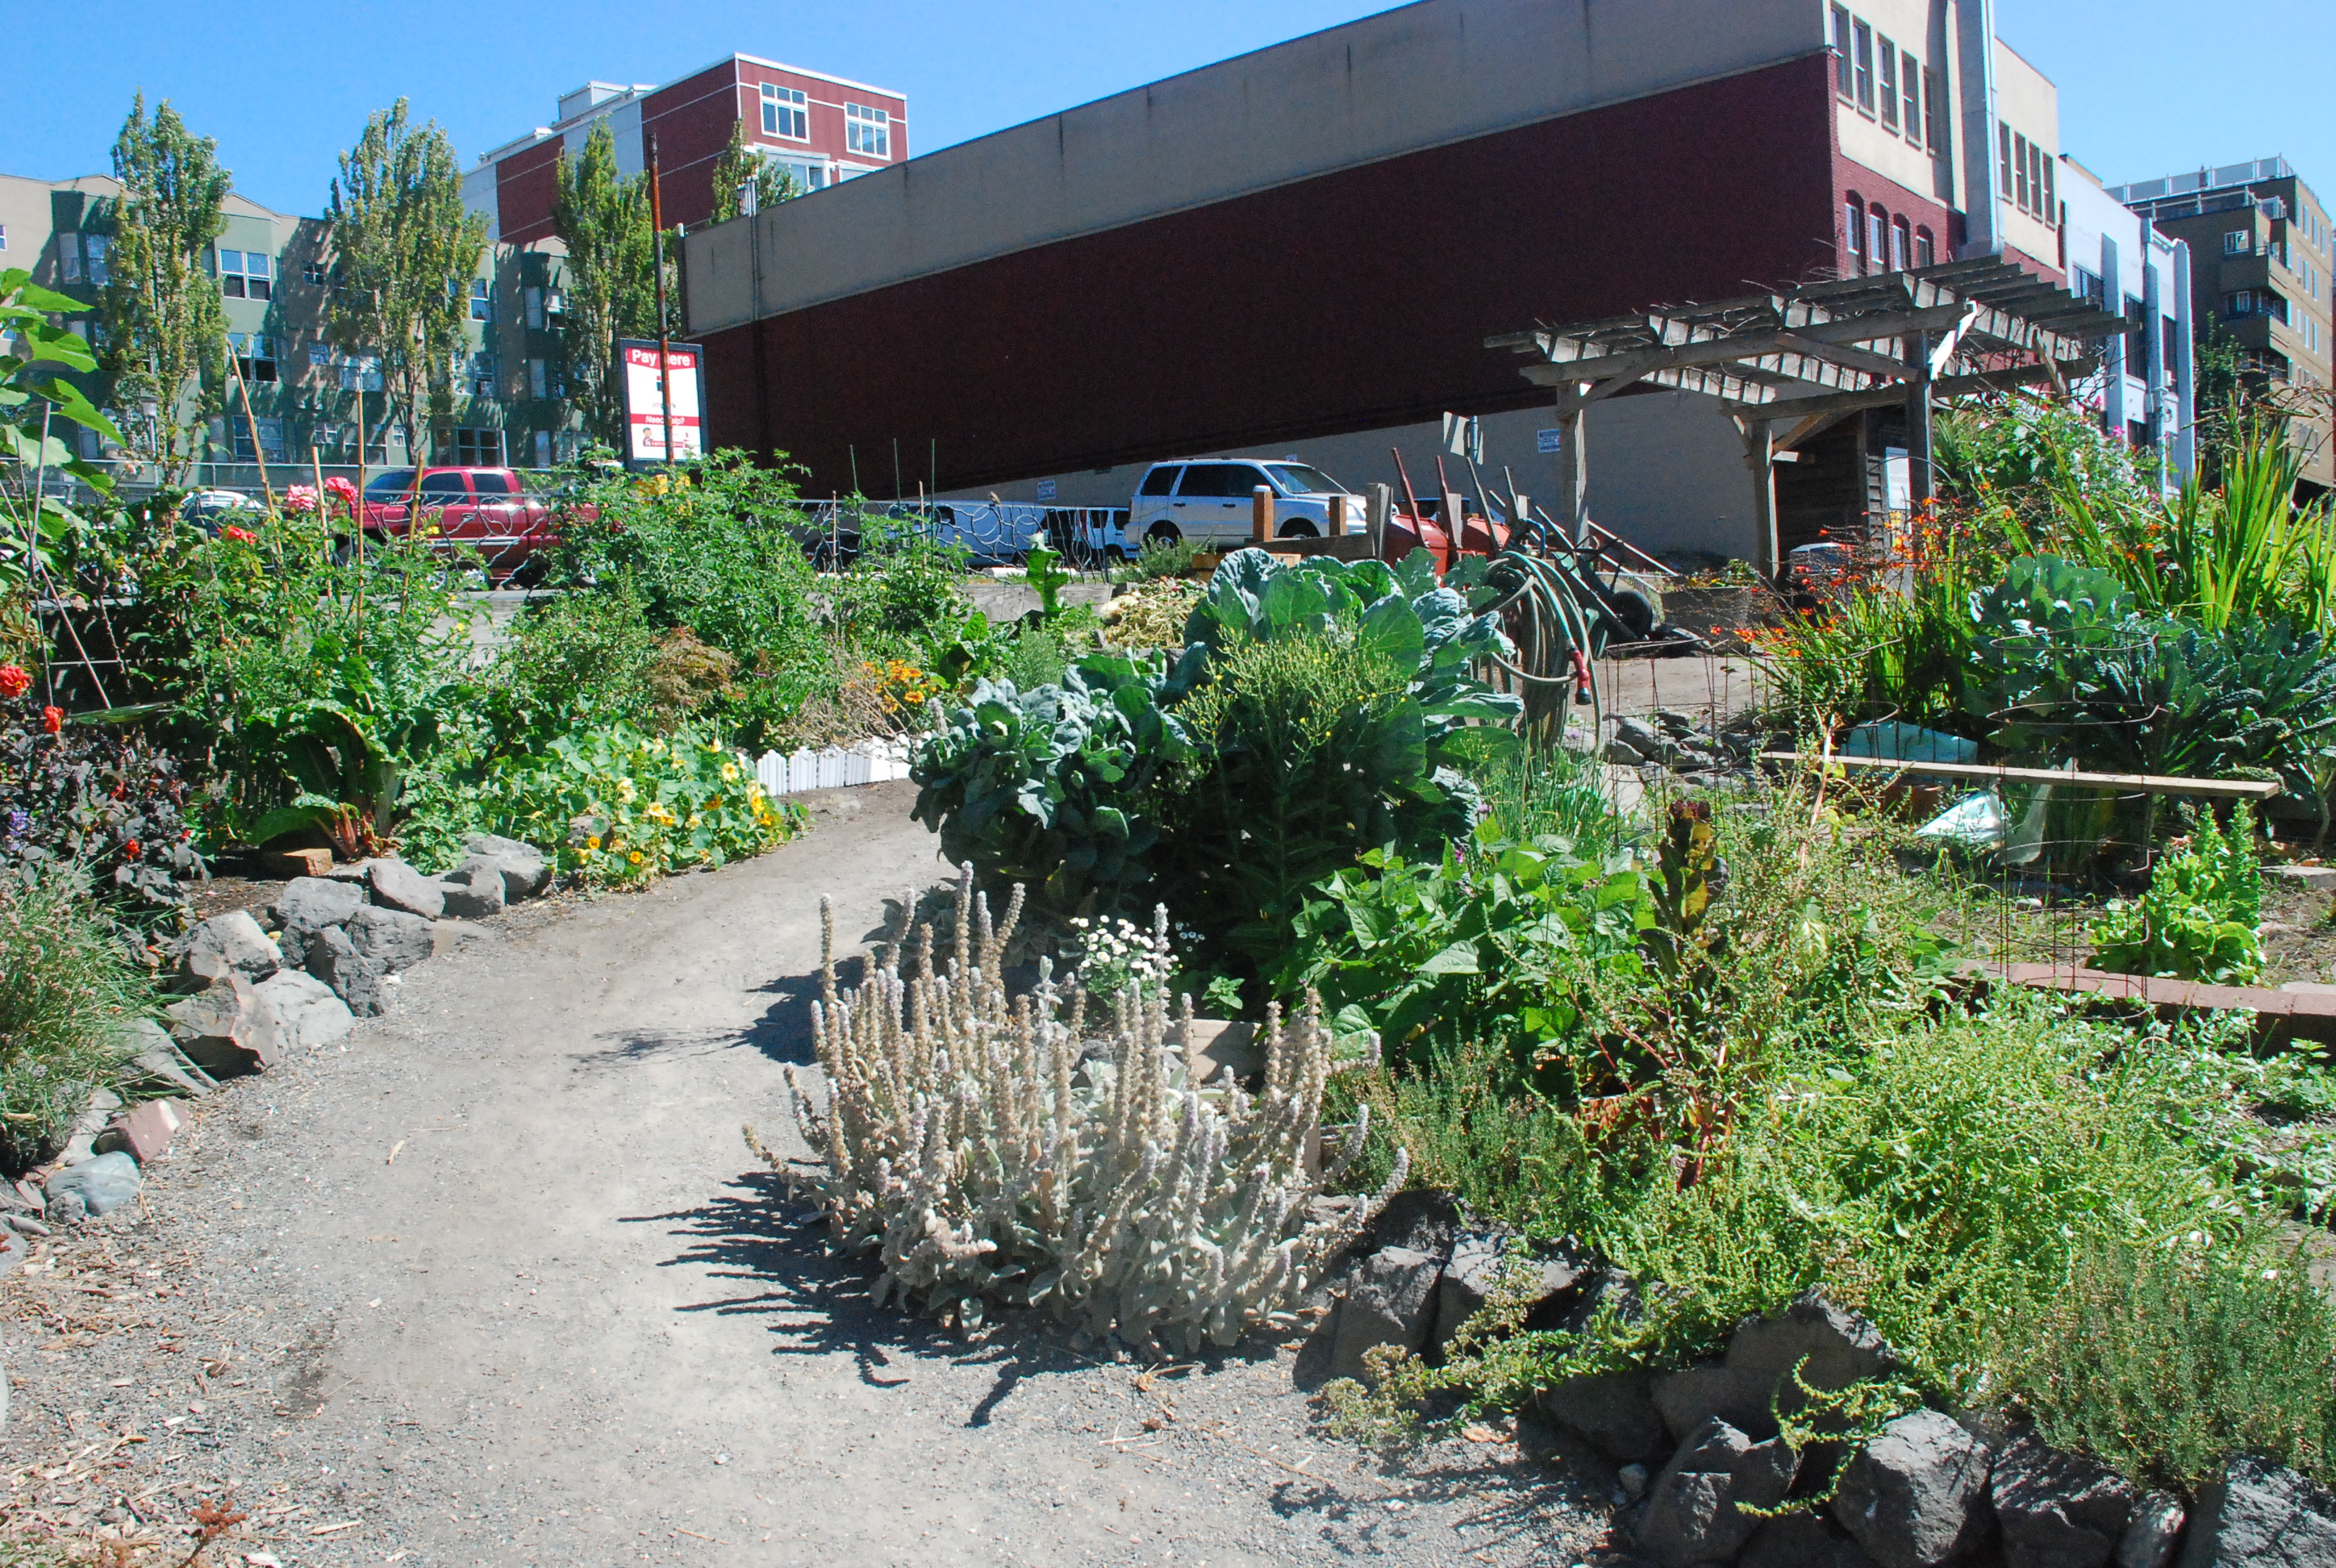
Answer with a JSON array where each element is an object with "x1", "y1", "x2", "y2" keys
[
  {"x1": 1603, "y1": 738, "x2": 1648, "y2": 765},
  {"x1": 1538, "y1": 1369, "x2": 1670, "y2": 1463},
  {"x1": 367, "y1": 858, "x2": 445, "y2": 920},
  {"x1": 270, "y1": 877, "x2": 366, "y2": 968},
  {"x1": 2176, "y1": 1455, "x2": 2336, "y2": 1566},
  {"x1": 173, "y1": 910, "x2": 281, "y2": 990},
  {"x1": 436, "y1": 858, "x2": 507, "y2": 920},
  {"x1": 1641, "y1": 1416, "x2": 1800, "y2": 1567},
  {"x1": 1614, "y1": 716, "x2": 1682, "y2": 764},
  {"x1": 118, "y1": 1018, "x2": 219, "y2": 1099},
  {"x1": 1833, "y1": 1408, "x2": 1993, "y2": 1568},
  {"x1": 1370, "y1": 1189, "x2": 1464, "y2": 1259},
  {"x1": 1742, "y1": 1513, "x2": 1886, "y2": 1568},
  {"x1": 1329, "y1": 1246, "x2": 1443, "y2": 1384},
  {"x1": 43, "y1": 1191, "x2": 86, "y2": 1228},
  {"x1": 164, "y1": 974, "x2": 284, "y2": 1078},
  {"x1": 464, "y1": 834, "x2": 553, "y2": 899},
  {"x1": 1991, "y1": 1427, "x2": 2137, "y2": 1568},
  {"x1": 1656, "y1": 1362, "x2": 1778, "y2": 1444},
  {"x1": 45, "y1": 1152, "x2": 142, "y2": 1218},
  {"x1": 2117, "y1": 1492, "x2": 2184, "y2": 1568},
  {"x1": 252, "y1": 970, "x2": 356, "y2": 1053},
  {"x1": 1727, "y1": 1290, "x2": 1896, "y2": 1409},
  {"x1": 308, "y1": 905, "x2": 435, "y2": 1016},
  {"x1": 1433, "y1": 1232, "x2": 1590, "y2": 1350}
]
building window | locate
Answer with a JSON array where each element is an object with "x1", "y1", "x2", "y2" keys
[
  {"x1": 533, "y1": 429, "x2": 553, "y2": 468},
  {"x1": 761, "y1": 83, "x2": 808, "y2": 141},
  {"x1": 60, "y1": 244, "x2": 80, "y2": 282},
  {"x1": 1878, "y1": 40, "x2": 1899, "y2": 131},
  {"x1": 227, "y1": 332, "x2": 277, "y2": 383},
  {"x1": 1914, "y1": 227, "x2": 1935, "y2": 268},
  {"x1": 469, "y1": 280, "x2": 491, "y2": 323},
  {"x1": 467, "y1": 351, "x2": 497, "y2": 395},
  {"x1": 0, "y1": 223, "x2": 8, "y2": 251},
  {"x1": 231, "y1": 416, "x2": 286, "y2": 463},
  {"x1": 1869, "y1": 206, "x2": 1888, "y2": 273},
  {"x1": 302, "y1": 257, "x2": 328, "y2": 286},
  {"x1": 1901, "y1": 52, "x2": 1921, "y2": 144},
  {"x1": 2073, "y1": 266, "x2": 2104, "y2": 307},
  {"x1": 84, "y1": 236, "x2": 110, "y2": 286},
  {"x1": 1922, "y1": 69, "x2": 1942, "y2": 152},
  {"x1": 2162, "y1": 317, "x2": 2181, "y2": 382},
  {"x1": 450, "y1": 427, "x2": 504, "y2": 467},
  {"x1": 2013, "y1": 132, "x2": 2031, "y2": 213},
  {"x1": 525, "y1": 286, "x2": 544, "y2": 331},
  {"x1": 2038, "y1": 145, "x2": 2054, "y2": 221},
  {"x1": 2225, "y1": 229, "x2": 2253, "y2": 255},
  {"x1": 845, "y1": 103, "x2": 890, "y2": 157},
  {"x1": 216, "y1": 248, "x2": 273, "y2": 300},
  {"x1": 1852, "y1": 20, "x2": 1875, "y2": 111},
  {"x1": 1831, "y1": 6, "x2": 1853, "y2": 96},
  {"x1": 529, "y1": 358, "x2": 549, "y2": 400},
  {"x1": 1892, "y1": 215, "x2": 1911, "y2": 271},
  {"x1": 1844, "y1": 197, "x2": 1862, "y2": 262}
]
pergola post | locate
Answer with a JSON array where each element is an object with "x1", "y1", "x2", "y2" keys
[
  {"x1": 1739, "y1": 417, "x2": 1779, "y2": 581},
  {"x1": 1554, "y1": 382, "x2": 1589, "y2": 547},
  {"x1": 1905, "y1": 330, "x2": 1936, "y2": 507}
]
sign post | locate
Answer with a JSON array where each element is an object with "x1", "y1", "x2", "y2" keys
[{"x1": 618, "y1": 340, "x2": 704, "y2": 468}]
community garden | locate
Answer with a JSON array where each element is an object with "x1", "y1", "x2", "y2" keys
[{"x1": 13, "y1": 230, "x2": 2336, "y2": 1559}]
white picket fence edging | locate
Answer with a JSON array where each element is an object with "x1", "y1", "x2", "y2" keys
[{"x1": 755, "y1": 743, "x2": 915, "y2": 796}]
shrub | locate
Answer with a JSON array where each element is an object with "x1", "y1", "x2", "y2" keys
[
  {"x1": 2010, "y1": 1236, "x2": 2336, "y2": 1490},
  {"x1": 1116, "y1": 536, "x2": 1208, "y2": 583},
  {"x1": 2087, "y1": 805, "x2": 2265, "y2": 982},
  {"x1": 476, "y1": 583, "x2": 660, "y2": 746},
  {"x1": 0, "y1": 870, "x2": 153, "y2": 1168},
  {"x1": 754, "y1": 870, "x2": 1406, "y2": 1347},
  {"x1": 1, "y1": 687, "x2": 202, "y2": 920}
]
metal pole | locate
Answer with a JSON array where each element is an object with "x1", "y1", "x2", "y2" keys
[{"x1": 647, "y1": 129, "x2": 675, "y2": 467}]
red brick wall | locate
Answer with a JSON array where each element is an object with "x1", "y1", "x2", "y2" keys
[{"x1": 700, "y1": 55, "x2": 1844, "y2": 494}]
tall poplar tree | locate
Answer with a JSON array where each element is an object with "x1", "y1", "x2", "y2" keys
[
  {"x1": 325, "y1": 101, "x2": 486, "y2": 465},
  {"x1": 708, "y1": 120, "x2": 804, "y2": 225},
  {"x1": 98, "y1": 94, "x2": 230, "y2": 481},
  {"x1": 550, "y1": 122, "x2": 667, "y2": 450}
]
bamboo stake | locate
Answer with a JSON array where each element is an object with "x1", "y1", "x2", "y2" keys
[{"x1": 226, "y1": 352, "x2": 276, "y2": 511}]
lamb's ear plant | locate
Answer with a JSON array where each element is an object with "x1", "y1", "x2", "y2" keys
[{"x1": 749, "y1": 865, "x2": 1408, "y2": 1350}]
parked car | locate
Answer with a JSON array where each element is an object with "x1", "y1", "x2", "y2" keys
[
  {"x1": 358, "y1": 467, "x2": 562, "y2": 582},
  {"x1": 1128, "y1": 459, "x2": 1366, "y2": 547},
  {"x1": 177, "y1": 489, "x2": 268, "y2": 533}
]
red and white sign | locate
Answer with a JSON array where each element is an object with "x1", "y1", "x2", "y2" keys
[{"x1": 619, "y1": 340, "x2": 705, "y2": 465}]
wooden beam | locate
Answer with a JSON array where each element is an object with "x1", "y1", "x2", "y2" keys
[
  {"x1": 1773, "y1": 332, "x2": 1917, "y2": 382},
  {"x1": 1737, "y1": 360, "x2": 2090, "y2": 421},
  {"x1": 1756, "y1": 753, "x2": 2282, "y2": 800}
]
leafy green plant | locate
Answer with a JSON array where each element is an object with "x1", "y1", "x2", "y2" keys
[
  {"x1": 1, "y1": 268, "x2": 127, "y2": 589},
  {"x1": 0, "y1": 869, "x2": 153, "y2": 1169},
  {"x1": 2087, "y1": 805, "x2": 2266, "y2": 982},
  {"x1": 1283, "y1": 819, "x2": 1647, "y2": 1065},
  {"x1": 2, "y1": 688, "x2": 202, "y2": 918},
  {"x1": 1116, "y1": 536, "x2": 1208, "y2": 582}
]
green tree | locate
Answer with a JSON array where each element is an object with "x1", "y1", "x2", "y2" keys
[
  {"x1": 550, "y1": 122, "x2": 666, "y2": 449},
  {"x1": 97, "y1": 94, "x2": 229, "y2": 482},
  {"x1": 324, "y1": 100, "x2": 486, "y2": 465},
  {"x1": 708, "y1": 120, "x2": 804, "y2": 225}
]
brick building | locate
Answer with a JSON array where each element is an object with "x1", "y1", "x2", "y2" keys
[{"x1": 462, "y1": 56, "x2": 909, "y2": 245}]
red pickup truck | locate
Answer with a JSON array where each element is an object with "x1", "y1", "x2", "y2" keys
[{"x1": 358, "y1": 467, "x2": 564, "y2": 581}]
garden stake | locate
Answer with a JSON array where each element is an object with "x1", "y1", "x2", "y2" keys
[{"x1": 225, "y1": 352, "x2": 275, "y2": 512}]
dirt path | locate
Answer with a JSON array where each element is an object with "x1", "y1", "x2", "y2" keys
[{"x1": 1, "y1": 785, "x2": 1612, "y2": 1568}]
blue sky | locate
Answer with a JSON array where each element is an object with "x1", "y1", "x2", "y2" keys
[{"x1": 6, "y1": 0, "x2": 2329, "y2": 215}]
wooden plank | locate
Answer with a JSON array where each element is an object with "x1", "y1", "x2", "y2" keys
[
  {"x1": 1969, "y1": 962, "x2": 2336, "y2": 1048},
  {"x1": 1736, "y1": 360, "x2": 2085, "y2": 421},
  {"x1": 1757, "y1": 752, "x2": 2282, "y2": 800}
]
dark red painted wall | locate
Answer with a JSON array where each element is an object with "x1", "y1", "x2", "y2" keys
[
  {"x1": 497, "y1": 139, "x2": 565, "y2": 247},
  {"x1": 641, "y1": 62, "x2": 744, "y2": 233},
  {"x1": 701, "y1": 54, "x2": 1844, "y2": 494}
]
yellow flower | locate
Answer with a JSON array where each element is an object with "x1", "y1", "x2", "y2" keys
[
  {"x1": 617, "y1": 778, "x2": 636, "y2": 801},
  {"x1": 628, "y1": 850, "x2": 643, "y2": 865},
  {"x1": 586, "y1": 835, "x2": 602, "y2": 850},
  {"x1": 721, "y1": 763, "x2": 740, "y2": 782},
  {"x1": 686, "y1": 815, "x2": 701, "y2": 828}
]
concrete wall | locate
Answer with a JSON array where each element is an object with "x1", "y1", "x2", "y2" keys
[
  {"x1": 686, "y1": 0, "x2": 1822, "y2": 333},
  {"x1": 942, "y1": 390, "x2": 1759, "y2": 564}
]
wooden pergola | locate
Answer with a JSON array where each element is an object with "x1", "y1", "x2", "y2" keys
[{"x1": 1487, "y1": 259, "x2": 2131, "y2": 575}]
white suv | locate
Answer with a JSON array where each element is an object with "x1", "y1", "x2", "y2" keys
[{"x1": 1128, "y1": 459, "x2": 1366, "y2": 547}]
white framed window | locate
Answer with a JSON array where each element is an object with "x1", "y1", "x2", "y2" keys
[
  {"x1": 227, "y1": 332, "x2": 277, "y2": 383},
  {"x1": 1844, "y1": 198, "x2": 1862, "y2": 260},
  {"x1": 216, "y1": 247, "x2": 273, "y2": 300},
  {"x1": 451, "y1": 427, "x2": 504, "y2": 467},
  {"x1": 467, "y1": 351, "x2": 497, "y2": 394},
  {"x1": 60, "y1": 244, "x2": 80, "y2": 281},
  {"x1": 845, "y1": 102, "x2": 890, "y2": 157},
  {"x1": 1878, "y1": 39, "x2": 1898, "y2": 130},
  {"x1": 1900, "y1": 52, "x2": 1920, "y2": 144},
  {"x1": 525, "y1": 286, "x2": 544, "y2": 330},
  {"x1": 307, "y1": 342, "x2": 338, "y2": 369},
  {"x1": 1831, "y1": 6, "x2": 1852, "y2": 97},
  {"x1": 761, "y1": 83, "x2": 807, "y2": 141},
  {"x1": 529, "y1": 359, "x2": 549, "y2": 400},
  {"x1": 1923, "y1": 69, "x2": 1942, "y2": 152},
  {"x1": 0, "y1": 223, "x2": 8, "y2": 251},
  {"x1": 2225, "y1": 229, "x2": 2253, "y2": 255},
  {"x1": 85, "y1": 236, "x2": 110, "y2": 285},
  {"x1": 469, "y1": 279, "x2": 491, "y2": 323}
]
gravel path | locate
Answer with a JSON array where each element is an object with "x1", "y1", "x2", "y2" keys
[{"x1": 0, "y1": 783, "x2": 1618, "y2": 1567}]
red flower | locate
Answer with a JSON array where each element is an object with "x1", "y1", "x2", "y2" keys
[
  {"x1": 323, "y1": 475, "x2": 358, "y2": 506},
  {"x1": 123, "y1": 840, "x2": 141, "y2": 858},
  {"x1": 0, "y1": 665, "x2": 27, "y2": 699},
  {"x1": 40, "y1": 706, "x2": 63, "y2": 735},
  {"x1": 221, "y1": 524, "x2": 258, "y2": 544}
]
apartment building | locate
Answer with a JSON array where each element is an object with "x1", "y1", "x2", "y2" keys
[
  {"x1": 463, "y1": 56, "x2": 909, "y2": 245},
  {"x1": 2059, "y1": 157, "x2": 2195, "y2": 482},
  {"x1": 2109, "y1": 156, "x2": 2332, "y2": 494},
  {"x1": 2, "y1": 169, "x2": 577, "y2": 473}
]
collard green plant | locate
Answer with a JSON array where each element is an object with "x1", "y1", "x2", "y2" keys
[
  {"x1": 911, "y1": 650, "x2": 1197, "y2": 924},
  {"x1": 756, "y1": 868, "x2": 1407, "y2": 1348}
]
